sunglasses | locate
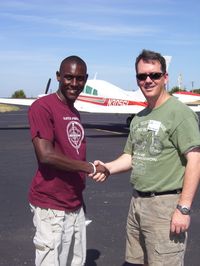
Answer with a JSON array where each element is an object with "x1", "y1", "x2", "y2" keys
[{"x1": 136, "y1": 72, "x2": 164, "y2": 81}]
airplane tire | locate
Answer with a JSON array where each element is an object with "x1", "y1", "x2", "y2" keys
[{"x1": 126, "y1": 116, "x2": 134, "y2": 127}]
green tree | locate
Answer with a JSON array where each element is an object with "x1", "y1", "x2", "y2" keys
[
  {"x1": 169, "y1": 86, "x2": 186, "y2": 95},
  {"x1": 11, "y1": 89, "x2": 26, "y2": 98},
  {"x1": 192, "y1": 89, "x2": 200, "y2": 94}
]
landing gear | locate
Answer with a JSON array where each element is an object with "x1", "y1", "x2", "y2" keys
[{"x1": 126, "y1": 114, "x2": 135, "y2": 127}]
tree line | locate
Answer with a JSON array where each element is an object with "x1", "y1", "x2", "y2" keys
[{"x1": 169, "y1": 86, "x2": 200, "y2": 94}]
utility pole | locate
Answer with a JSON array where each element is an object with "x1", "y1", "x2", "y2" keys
[
  {"x1": 191, "y1": 81, "x2": 194, "y2": 92},
  {"x1": 178, "y1": 73, "x2": 182, "y2": 91}
]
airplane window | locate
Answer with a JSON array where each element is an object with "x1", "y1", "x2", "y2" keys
[
  {"x1": 93, "y1": 89, "x2": 98, "y2": 96},
  {"x1": 85, "y1": 85, "x2": 92, "y2": 94},
  {"x1": 84, "y1": 85, "x2": 98, "y2": 96}
]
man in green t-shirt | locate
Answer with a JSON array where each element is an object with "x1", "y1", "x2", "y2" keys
[{"x1": 92, "y1": 50, "x2": 200, "y2": 266}]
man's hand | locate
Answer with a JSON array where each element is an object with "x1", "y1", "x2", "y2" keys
[
  {"x1": 89, "y1": 160, "x2": 110, "y2": 182},
  {"x1": 170, "y1": 209, "x2": 191, "y2": 234}
]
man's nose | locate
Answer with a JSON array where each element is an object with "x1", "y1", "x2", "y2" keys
[
  {"x1": 145, "y1": 75, "x2": 153, "y2": 82},
  {"x1": 71, "y1": 78, "x2": 78, "y2": 86}
]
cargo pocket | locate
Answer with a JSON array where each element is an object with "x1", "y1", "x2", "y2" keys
[
  {"x1": 49, "y1": 209, "x2": 65, "y2": 247},
  {"x1": 153, "y1": 235, "x2": 185, "y2": 266},
  {"x1": 33, "y1": 208, "x2": 55, "y2": 251}
]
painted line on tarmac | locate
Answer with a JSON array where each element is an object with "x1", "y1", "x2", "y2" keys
[
  {"x1": 95, "y1": 128, "x2": 125, "y2": 135},
  {"x1": 0, "y1": 124, "x2": 29, "y2": 129}
]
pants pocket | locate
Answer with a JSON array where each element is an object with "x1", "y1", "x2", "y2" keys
[
  {"x1": 153, "y1": 233, "x2": 186, "y2": 266},
  {"x1": 33, "y1": 207, "x2": 65, "y2": 251}
]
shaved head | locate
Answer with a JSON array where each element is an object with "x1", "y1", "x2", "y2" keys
[{"x1": 59, "y1": 56, "x2": 87, "y2": 73}]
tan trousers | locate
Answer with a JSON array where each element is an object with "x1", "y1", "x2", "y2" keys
[
  {"x1": 125, "y1": 193, "x2": 187, "y2": 266},
  {"x1": 30, "y1": 205, "x2": 86, "y2": 266}
]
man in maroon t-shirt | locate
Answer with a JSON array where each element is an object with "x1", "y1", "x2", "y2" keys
[{"x1": 28, "y1": 56, "x2": 109, "y2": 266}]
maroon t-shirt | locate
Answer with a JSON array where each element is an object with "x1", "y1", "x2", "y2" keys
[{"x1": 28, "y1": 93, "x2": 86, "y2": 211}]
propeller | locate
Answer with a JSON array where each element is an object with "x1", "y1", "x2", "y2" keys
[{"x1": 45, "y1": 78, "x2": 51, "y2": 94}]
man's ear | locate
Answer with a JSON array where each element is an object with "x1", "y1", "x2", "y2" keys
[
  {"x1": 56, "y1": 71, "x2": 60, "y2": 81},
  {"x1": 164, "y1": 72, "x2": 169, "y2": 86},
  {"x1": 85, "y1": 74, "x2": 88, "y2": 82}
]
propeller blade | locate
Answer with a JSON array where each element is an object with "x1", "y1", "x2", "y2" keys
[{"x1": 45, "y1": 78, "x2": 51, "y2": 94}]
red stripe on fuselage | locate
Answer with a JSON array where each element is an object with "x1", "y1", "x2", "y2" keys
[{"x1": 77, "y1": 95, "x2": 147, "y2": 107}]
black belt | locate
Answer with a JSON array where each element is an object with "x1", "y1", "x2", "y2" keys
[{"x1": 135, "y1": 189, "x2": 182, "y2": 197}]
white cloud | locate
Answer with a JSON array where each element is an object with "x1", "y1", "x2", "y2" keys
[{"x1": 1, "y1": 12, "x2": 160, "y2": 38}]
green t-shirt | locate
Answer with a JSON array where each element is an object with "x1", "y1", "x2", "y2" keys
[{"x1": 124, "y1": 96, "x2": 200, "y2": 192}]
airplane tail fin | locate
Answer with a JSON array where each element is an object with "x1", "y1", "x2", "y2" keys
[
  {"x1": 93, "y1": 72, "x2": 98, "y2": 80},
  {"x1": 164, "y1": 56, "x2": 172, "y2": 71}
]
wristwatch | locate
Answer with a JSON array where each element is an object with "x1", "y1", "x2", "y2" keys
[{"x1": 176, "y1": 204, "x2": 191, "y2": 215}]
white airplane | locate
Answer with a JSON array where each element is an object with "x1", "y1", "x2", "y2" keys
[
  {"x1": 1, "y1": 56, "x2": 200, "y2": 124},
  {"x1": 0, "y1": 56, "x2": 169, "y2": 124},
  {"x1": 1, "y1": 78, "x2": 200, "y2": 125},
  {"x1": 0, "y1": 78, "x2": 148, "y2": 126}
]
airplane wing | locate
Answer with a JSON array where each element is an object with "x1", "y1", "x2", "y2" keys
[
  {"x1": 0, "y1": 95, "x2": 146, "y2": 114},
  {"x1": 172, "y1": 91, "x2": 200, "y2": 112},
  {"x1": 0, "y1": 98, "x2": 35, "y2": 106},
  {"x1": 0, "y1": 78, "x2": 52, "y2": 107}
]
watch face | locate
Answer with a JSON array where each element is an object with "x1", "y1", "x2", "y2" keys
[
  {"x1": 182, "y1": 207, "x2": 189, "y2": 214},
  {"x1": 177, "y1": 204, "x2": 190, "y2": 215}
]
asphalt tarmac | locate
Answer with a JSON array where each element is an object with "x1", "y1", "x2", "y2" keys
[{"x1": 0, "y1": 107, "x2": 200, "y2": 266}]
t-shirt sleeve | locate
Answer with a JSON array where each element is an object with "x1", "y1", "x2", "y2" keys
[
  {"x1": 28, "y1": 102, "x2": 54, "y2": 141},
  {"x1": 170, "y1": 114, "x2": 200, "y2": 154},
  {"x1": 124, "y1": 132, "x2": 133, "y2": 155}
]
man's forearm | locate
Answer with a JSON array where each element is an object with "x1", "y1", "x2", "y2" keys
[
  {"x1": 105, "y1": 153, "x2": 132, "y2": 175},
  {"x1": 178, "y1": 148, "x2": 200, "y2": 207}
]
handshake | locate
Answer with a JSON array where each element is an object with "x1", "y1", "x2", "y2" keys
[{"x1": 88, "y1": 160, "x2": 110, "y2": 182}]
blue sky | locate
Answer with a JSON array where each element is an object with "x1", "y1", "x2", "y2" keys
[{"x1": 0, "y1": 0, "x2": 200, "y2": 97}]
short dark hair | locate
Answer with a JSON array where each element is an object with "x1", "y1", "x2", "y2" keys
[
  {"x1": 59, "y1": 55, "x2": 87, "y2": 72},
  {"x1": 135, "y1": 49, "x2": 166, "y2": 73}
]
